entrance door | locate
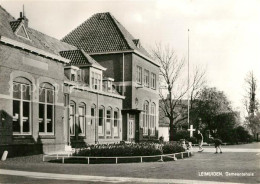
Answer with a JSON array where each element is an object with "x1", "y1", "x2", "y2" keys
[{"x1": 128, "y1": 119, "x2": 134, "y2": 141}]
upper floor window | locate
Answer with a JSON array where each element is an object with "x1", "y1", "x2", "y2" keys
[
  {"x1": 144, "y1": 70, "x2": 149, "y2": 87},
  {"x1": 71, "y1": 74, "x2": 75, "y2": 81},
  {"x1": 78, "y1": 103, "x2": 86, "y2": 136},
  {"x1": 151, "y1": 73, "x2": 156, "y2": 89},
  {"x1": 136, "y1": 66, "x2": 142, "y2": 84},
  {"x1": 39, "y1": 83, "x2": 55, "y2": 135},
  {"x1": 91, "y1": 72, "x2": 102, "y2": 90},
  {"x1": 13, "y1": 78, "x2": 31, "y2": 135}
]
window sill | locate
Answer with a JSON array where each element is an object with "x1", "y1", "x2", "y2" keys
[
  {"x1": 39, "y1": 135, "x2": 55, "y2": 139},
  {"x1": 13, "y1": 135, "x2": 33, "y2": 139}
]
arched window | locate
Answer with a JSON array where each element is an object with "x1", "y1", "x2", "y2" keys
[
  {"x1": 113, "y1": 108, "x2": 120, "y2": 137},
  {"x1": 106, "y1": 107, "x2": 112, "y2": 136},
  {"x1": 98, "y1": 106, "x2": 105, "y2": 136},
  {"x1": 69, "y1": 101, "x2": 76, "y2": 136},
  {"x1": 13, "y1": 77, "x2": 32, "y2": 135},
  {"x1": 78, "y1": 102, "x2": 86, "y2": 136},
  {"x1": 39, "y1": 83, "x2": 55, "y2": 134},
  {"x1": 150, "y1": 103, "x2": 156, "y2": 135},
  {"x1": 143, "y1": 101, "x2": 149, "y2": 135}
]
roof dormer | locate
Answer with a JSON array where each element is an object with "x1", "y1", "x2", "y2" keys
[{"x1": 10, "y1": 12, "x2": 30, "y2": 40}]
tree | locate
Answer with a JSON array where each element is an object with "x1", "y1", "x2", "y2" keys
[
  {"x1": 152, "y1": 44, "x2": 205, "y2": 141},
  {"x1": 192, "y1": 87, "x2": 238, "y2": 142},
  {"x1": 243, "y1": 71, "x2": 260, "y2": 139},
  {"x1": 244, "y1": 71, "x2": 258, "y2": 115}
]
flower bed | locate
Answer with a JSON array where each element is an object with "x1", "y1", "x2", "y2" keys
[{"x1": 74, "y1": 142, "x2": 185, "y2": 157}]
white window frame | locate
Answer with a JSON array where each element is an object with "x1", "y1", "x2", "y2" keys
[
  {"x1": 151, "y1": 73, "x2": 156, "y2": 89},
  {"x1": 98, "y1": 106, "x2": 105, "y2": 136},
  {"x1": 113, "y1": 109, "x2": 120, "y2": 137},
  {"x1": 150, "y1": 103, "x2": 156, "y2": 135},
  {"x1": 39, "y1": 86, "x2": 55, "y2": 135},
  {"x1": 78, "y1": 103, "x2": 86, "y2": 136},
  {"x1": 136, "y1": 66, "x2": 142, "y2": 84},
  {"x1": 69, "y1": 102, "x2": 76, "y2": 136},
  {"x1": 90, "y1": 68, "x2": 102, "y2": 90},
  {"x1": 143, "y1": 101, "x2": 149, "y2": 135},
  {"x1": 12, "y1": 82, "x2": 31, "y2": 135},
  {"x1": 144, "y1": 70, "x2": 149, "y2": 87},
  {"x1": 106, "y1": 107, "x2": 112, "y2": 136}
]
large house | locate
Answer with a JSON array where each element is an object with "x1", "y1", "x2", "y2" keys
[
  {"x1": 62, "y1": 12, "x2": 160, "y2": 142},
  {"x1": 0, "y1": 6, "x2": 159, "y2": 157}
]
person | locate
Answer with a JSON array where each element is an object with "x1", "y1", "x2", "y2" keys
[
  {"x1": 214, "y1": 138, "x2": 223, "y2": 154},
  {"x1": 197, "y1": 130, "x2": 204, "y2": 152}
]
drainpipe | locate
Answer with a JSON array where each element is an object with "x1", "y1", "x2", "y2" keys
[
  {"x1": 122, "y1": 53, "x2": 125, "y2": 95},
  {"x1": 95, "y1": 92, "x2": 99, "y2": 144}
]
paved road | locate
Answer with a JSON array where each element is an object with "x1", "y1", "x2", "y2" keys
[{"x1": 0, "y1": 142, "x2": 259, "y2": 184}]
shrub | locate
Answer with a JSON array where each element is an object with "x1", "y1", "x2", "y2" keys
[
  {"x1": 74, "y1": 142, "x2": 185, "y2": 157},
  {"x1": 187, "y1": 137, "x2": 197, "y2": 144},
  {"x1": 174, "y1": 130, "x2": 189, "y2": 141}
]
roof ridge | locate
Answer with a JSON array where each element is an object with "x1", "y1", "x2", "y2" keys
[
  {"x1": 107, "y1": 12, "x2": 134, "y2": 50},
  {"x1": 62, "y1": 12, "x2": 100, "y2": 41}
]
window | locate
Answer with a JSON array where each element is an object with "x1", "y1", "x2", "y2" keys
[
  {"x1": 150, "y1": 103, "x2": 156, "y2": 135},
  {"x1": 78, "y1": 103, "x2": 86, "y2": 136},
  {"x1": 98, "y1": 106, "x2": 105, "y2": 136},
  {"x1": 144, "y1": 70, "x2": 149, "y2": 87},
  {"x1": 69, "y1": 102, "x2": 75, "y2": 136},
  {"x1": 13, "y1": 80, "x2": 31, "y2": 135},
  {"x1": 91, "y1": 105, "x2": 96, "y2": 126},
  {"x1": 151, "y1": 73, "x2": 156, "y2": 89},
  {"x1": 106, "y1": 107, "x2": 112, "y2": 136},
  {"x1": 91, "y1": 71, "x2": 102, "y2": 90},
  {"x1": 71, "y1": 74, "x2": 75, "y2": 81},
  {"x1": 143, "y1": 101, "x2": 149, "y2": 135},
  {"x1": 136, "y1": 66, "x2": 142, "y2": 84},
  {"x1": 114, "y1": 109, "x2": 119, "y2": 137},
  {"x1": 39, "y1": 84, "x2": 55, "y2": 134}
]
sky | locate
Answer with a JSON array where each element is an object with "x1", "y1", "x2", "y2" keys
[{"x1": 1, "y1": 0, "x2": 260, "y2": 117}]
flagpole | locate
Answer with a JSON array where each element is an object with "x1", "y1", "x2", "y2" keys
[{"x1": 187, "y1": 29, "x2": 190, "y2": 131}]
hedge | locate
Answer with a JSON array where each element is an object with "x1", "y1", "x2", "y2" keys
[{"x1": 74, "y1": 142, "x2": 185, "y2": 157}]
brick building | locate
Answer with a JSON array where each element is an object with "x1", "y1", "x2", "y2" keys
[
  {"x1": 0, "y1": 7, "x2": 159, "y2": 157},
  {"x1": 62, "y1": 12, "x2": 160, "y2": 142}
]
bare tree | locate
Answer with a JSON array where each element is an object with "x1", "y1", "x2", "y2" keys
[
  {"x1": 244, "y1": 71, "x2": 258, "y2": 115},
  {"x1": 152, "y1": 44, "x2": 206, "y2": 141},
  {"x1": 243, "y1": 71, "x2": 260, "y2": 139}
]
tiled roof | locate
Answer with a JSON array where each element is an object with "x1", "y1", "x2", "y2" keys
[
  {"x1": 62, "y1": 12, "x2": 153, "y2": 60},
  {"x1": 9, "y1": 20, "x2": 21, "y2": 32},
  {"x1": 0, "y1": 5, "x2": 77, "y2": 56},
  {"x1": 60, "y1": 49, "x2": 105, "y2": 70}
]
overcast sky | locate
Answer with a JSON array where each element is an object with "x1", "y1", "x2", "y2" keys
[{"x1": 1, "y1": 0, "x2": 260, "y2": 116}]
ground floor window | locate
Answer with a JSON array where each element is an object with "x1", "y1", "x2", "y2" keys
[
  {"x1": 143, "y1": 101, "x2": 149, "y2": 135},
  {"x1": 150, "y1": 103, "x2": 156, "y2": 135},
  {"x1": 13, "y1": 81, "x2": 31, "y2": 135},
  {"x1": 91, "y1": 105, "x2": 96, "y2": 126},
  {"x1": 114, "y1": 110, "x2": 119, "y2": 137},
  {"x1": 106, "y1": 108, "x2": 112, "y2": 136},
  {"x1": 39, "y1": 84, "x2": 54, "y2": 134},
  {"x1": 78, "y1": 103, "x2": 86, "y2": 136},
  {"x1": 69, "y1": 102, "x2": 75, "y2": 136},
  {"x1": 98, "y1": 106, "x2": 104, "y2": 136}
]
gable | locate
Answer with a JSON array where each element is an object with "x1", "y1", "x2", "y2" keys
[{"x1": 16, "y1": 24, "x2": 29, "y2": 39}]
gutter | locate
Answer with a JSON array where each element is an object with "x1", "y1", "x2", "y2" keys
[{"x1": 0, "y1": 35, "x2": 70, "y2": 64}]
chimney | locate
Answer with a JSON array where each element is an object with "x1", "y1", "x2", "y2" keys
[{"x1": 18, "y1": 6, "x2": 29, "y2": 27}]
